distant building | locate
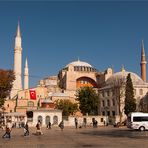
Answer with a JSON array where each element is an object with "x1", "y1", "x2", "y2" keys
[{"x1": 99, "y1": 68, "x2": 148, "y2": 123}]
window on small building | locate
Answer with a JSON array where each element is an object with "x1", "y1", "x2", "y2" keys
[
  {"x1": 74, "y1": 66, "x2": 77, "y2": 71},
  {"x1": 102, "y1": 111, "x2": 105, "y2": 116},
  {"x1": 112, "y1": 89, "x2": 115, "y2": 96},
  {"x1": 112, "y1": 99, "x2": 115, "y2": 106},
  {"x1": 112, "y1": 111, "x2": 115, "y2": 116},
  {"x1": 139, "y1": 89, "x2": 143, "y2": 95},
  {"x1": 102, "y1": 91, "x2": 104, "y2": 97},
  {"x1": 100, "y1": 118, "x2": 103, "y2": 122},
  {"x1": 107, "y1": 90, "x2": 110, "y2": 96},
  {"x1": 107, "y1": 111, "x2": 110, "y2": 116},
  {"x1": 38, "y1": 116, "x2": 43, "y2": 124},
  {"x1": 53, "y1": 116, "x2": 58, "y2": 125},
  {"x1": 107, "y1": 100, "x2": 110, "y2": 106},
  {"x1": 28, "y1": 101, "x2": 34, "y2": 107},
  {"x1": 102, "y1": 100, "x2": 105, "y2": 107},
  {"x1": 134, "y1": 89, "x2": 136, "y2": 95}
]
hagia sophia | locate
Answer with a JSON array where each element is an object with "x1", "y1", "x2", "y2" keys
[{"x1": 2, "y1": 23, "x2": 148, "y2": 126}]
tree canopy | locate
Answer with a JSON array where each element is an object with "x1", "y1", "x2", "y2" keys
[
  {"x1": 124, "y1": 73, "x2": 136, "y2": 116},
  {"x1": 55, "y1": 99, "x2": 78, "y2": 116},
  {"x1": 0, "y1": 69, "x2": 15, "y2": 107},
  {"x1": 76, "y1": 86, "x2": 99, "y2": 115}
]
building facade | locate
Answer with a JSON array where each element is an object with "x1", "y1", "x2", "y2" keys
[
  {"x1": 4, "y1": 24, "x2": 148, "y2": 125},
  {"x1": 99, "y1": 68, "x2": 148, "y2": 123}
]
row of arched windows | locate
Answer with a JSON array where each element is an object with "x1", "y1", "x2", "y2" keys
[
  {"x1": 37, "y1": 115, "x2": 58, "y2": 125},
  {"x1": 74, "y1": 66, "x2": 97, "y2": 72}
]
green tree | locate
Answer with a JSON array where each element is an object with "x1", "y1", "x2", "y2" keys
[
  {"x1": 124, "y1": 73, "x2": 136, "y2": 116},
  {"x1": 0, "y1": 69, "x2": 15, "y2": 107},
  {"x1": 55, "y1": 99, "x2": 78, "y2": 116},
  {"x1": 76, "y1": 86, "x2": 99, "y2": 115}
]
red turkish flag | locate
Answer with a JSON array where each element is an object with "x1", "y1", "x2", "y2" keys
[{"x1": 29, "y1": 89, "x2": 36, "y2": 100}]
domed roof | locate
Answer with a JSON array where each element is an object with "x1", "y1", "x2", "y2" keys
[
  {"x1": 106, "y1": 69, "x2": 145, "y2": 85},
  {"x1": 42, "y1": 98, "x2": 53, "y2": 103},
  {"x1": 65, "y1": 59, "x2": 92, "y2": 68}
]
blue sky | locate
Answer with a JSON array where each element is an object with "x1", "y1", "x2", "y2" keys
[{"x1": 0, "y1": 1, "x2": 148, "y2": 87}]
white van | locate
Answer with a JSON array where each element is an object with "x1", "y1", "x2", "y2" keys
[{"x1": 127, "y1": 112, "x2": 148, "y2": 131}]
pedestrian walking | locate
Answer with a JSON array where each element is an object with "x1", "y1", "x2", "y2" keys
[
  {"x1": 47, "y1": 121, "x2": 51, "y2": 129},
  {"x1": 74, "y1": 118, "x2": 78, "y2": 129},
  {"x1": 59, "y1": 120, "x2": 64, "y2": 131},
  {"x1": 24, "y1": 122, "x2": 29, "y2": 136},
  {"x1": 2, "y1": 121, "x2": 12, "y2": 139},
  {"x1": 94, "y1": 120, "x2": 98, "y2": 128},
  {"x1": 36, "y1": 120, "x2": 43, "y2": 135},
  {"x1": 83, "y1": 118, "x2": 87, "y2": 128}
]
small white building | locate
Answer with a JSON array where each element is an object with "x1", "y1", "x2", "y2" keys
[
  {"x1": 32, "y1": 98, "x2": 62, "y2": 127},
  {"x1": 33, "y1": 109, "x2": 62, "y2": 127}
]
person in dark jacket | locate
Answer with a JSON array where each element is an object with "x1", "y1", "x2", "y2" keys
[
  {"x1": 24, "y1": 122, "x2": 29, "y2": 136},
  {"x1": 59, "y1": 120, "x2": 64, "y2": 131}
]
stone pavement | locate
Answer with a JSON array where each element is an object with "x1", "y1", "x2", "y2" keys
[{"x1": 0, "y1": 126, "x2": 148, "y2": 148}]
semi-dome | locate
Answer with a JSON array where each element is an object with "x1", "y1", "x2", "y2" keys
[
  {"x1": 106, "y1": 69, "x2": 145, "y2": 85},
  {"x1": 65, "y1": 60, "x2": 92, "y2": 68}
]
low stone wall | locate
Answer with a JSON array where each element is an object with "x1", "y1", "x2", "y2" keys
[{"x1": 64, "y1": 116, "x2": 106, "y2": 127}]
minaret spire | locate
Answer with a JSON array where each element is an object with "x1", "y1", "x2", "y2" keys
[
  {"x1": 141, "y1": 40, "x2": 146, "y2": 61},
  {"x1": 16, "y1": 21, "x2": 21, "y2": 37},
  {"x1": 140, "y1": 40, "x2": 147, "y2": 82},
  {"x1": 11, "y1": 22, "x2": 23, "y2": 98},
  {"x1": 24, "y1": 58, "x2": 29, "y2": 89}
]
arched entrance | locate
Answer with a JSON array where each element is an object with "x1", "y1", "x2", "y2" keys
[
  {"x1": 45, "y1": 116, "x2": 50, "y2": 125},
  {"x1": 38, "y1": 115, "x2": 43, "y2": 124},
  {"x1": 53, "y1": 116, "x2": 58, "y2": 125}
]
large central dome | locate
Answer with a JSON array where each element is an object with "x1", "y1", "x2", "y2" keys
[{"x1": 65, "y1": 60, "x2": 92, "y2": 68}]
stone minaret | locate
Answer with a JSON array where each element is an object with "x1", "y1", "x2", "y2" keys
[
  {"x1": 140, "y1": 40, "x2": 147, "y2": 82},
  {"x1": 24, "y1": 58, "x2": 29, "y2": 89},
  {"x1": 11, "y1": 22, "x2": 22, "y2": 98}
]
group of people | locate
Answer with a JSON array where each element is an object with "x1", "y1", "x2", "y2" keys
[
  {"x1": 2, "y1": 118, "x2": 100, "y2": 139},
  {"x1": 2, "y1": 121, "x2": 29, "y2": 139},
  {"x1": 2, "y1": 120, "x2": 64, "y2": 139}
]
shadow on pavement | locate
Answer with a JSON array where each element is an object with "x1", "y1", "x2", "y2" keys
[{"x1": 79, "y1": 128, "x2": 148, "y2": 139}]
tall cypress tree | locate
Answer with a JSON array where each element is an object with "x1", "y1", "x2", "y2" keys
[{"x1": 124, "y1": 73, "x2": 136, "y2": 116}]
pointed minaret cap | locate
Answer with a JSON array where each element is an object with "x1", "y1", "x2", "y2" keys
[
  {"x1": 25, "y1": 58, "x2": 28, "y2": 68},
  {"x1": 141, "y1": 40, "x2": 146, "y2": 62},
  {"x1": 16, "y1": 21, "x2": 21, "y2": 37}
]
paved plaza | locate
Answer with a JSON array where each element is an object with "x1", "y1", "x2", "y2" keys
[{"x1": 0, "y1": 126, "x2": 148, "y2": 148}]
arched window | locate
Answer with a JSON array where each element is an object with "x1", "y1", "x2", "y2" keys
[
  {"x1": 28, "y1": 101, "x2": 34, "y2": 107},
  {"x1": 107, "y1": 100, "x2": 110, "y2": 106},
  {"x1": 53, "y1": 116, "x2": 58, "y2": 125},
  {"x1": 45, "y1": 116, "x2": 50, "y2": 125},
  {"x1": 102, "y1": 100, "x2": 105, "y2": 107},
  {"x1": 38, "y1": 115, "x2": 43, "y2": 124},
  {"x1": 112, "y1": 99, "x2": 115, "y2": 106},
  {"x1": 139, "y1": 89, "x2": 143, "y2": 95}
]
